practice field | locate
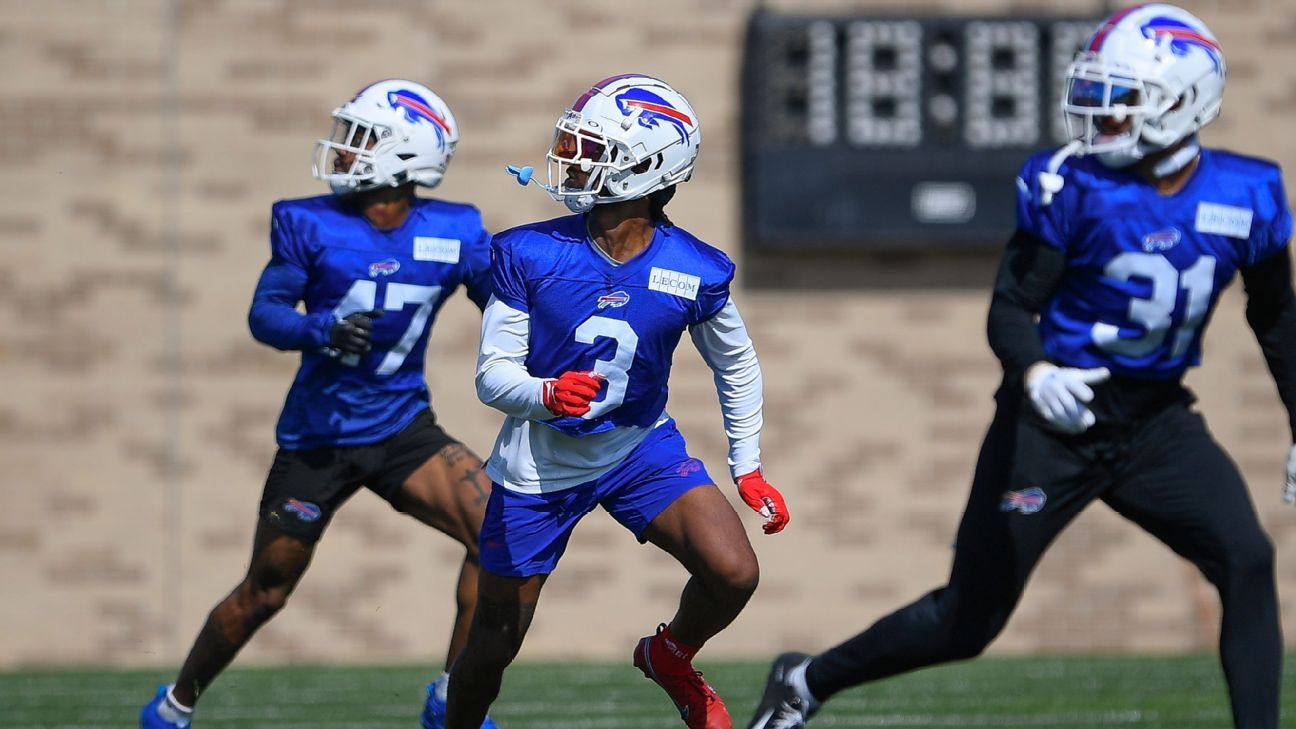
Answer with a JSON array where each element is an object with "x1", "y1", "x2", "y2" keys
[{"x1": 4, "y1": 654, "x2": 1293, "y2": 728}]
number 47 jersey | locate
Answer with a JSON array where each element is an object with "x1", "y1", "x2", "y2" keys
[
  {"x1": 251, "y1": 195, "x2": 491, "y2": 450},
  {"x1": 1018, "y1": 148, "x2": 1293, "y2": 379}
]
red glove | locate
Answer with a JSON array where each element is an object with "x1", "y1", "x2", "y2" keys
[
  {"x1": 541, "y1": 370, "x2": 604, "y2": 417},
  {"x1": 736, "y1": 469, "x2": 789, "y2": 534}
]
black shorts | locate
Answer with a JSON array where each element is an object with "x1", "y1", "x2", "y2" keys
[{"x1": 259, "y1": 408, "x2": 459, "y2": 542}]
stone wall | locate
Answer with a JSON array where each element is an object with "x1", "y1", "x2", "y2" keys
[{"x1": 2, "y1": 0, "x2": 1294, "y2": 667}]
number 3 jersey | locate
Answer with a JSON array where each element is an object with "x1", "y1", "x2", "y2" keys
[
  {"x1": 1018, "y1": 148, "x2": 1293, "y2": 379},
  {"x1": 249, "y1": 195, "x2": 491, "y2": 449},
  {"x1": 477, "y1": 214, "x2": 764, "y2": 493}
]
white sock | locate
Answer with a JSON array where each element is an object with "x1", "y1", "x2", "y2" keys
[
  {"x1": 786, "y1": 661, "x2": 821, "y2": 713},
  {"x1": 434, "y1": 671, "x2": 451, "y2": 702},
  {"x1": 157, "y1": 685, "x2": 193, "y2": 724}
]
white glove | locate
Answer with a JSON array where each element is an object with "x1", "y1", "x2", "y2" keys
[
  {"x1": 1024, "y1": 363, "x2": 1111, "y2": 434},
  {"x1": 1284, "y1": 444, "x2": 1296, "y2": 504}
]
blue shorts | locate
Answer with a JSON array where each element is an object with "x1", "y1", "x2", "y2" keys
[{"x1": 479, "y1": 420, "x2": 715, "y2": 577}]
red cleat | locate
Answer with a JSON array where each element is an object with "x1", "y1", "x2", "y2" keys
[{"x1": 633, "y1": 624, "x2": 733, "y2": 729}]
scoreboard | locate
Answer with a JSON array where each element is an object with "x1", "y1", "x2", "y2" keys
[{"x1": 741, "y1": 11, "x2": 1101, "y2": 251}]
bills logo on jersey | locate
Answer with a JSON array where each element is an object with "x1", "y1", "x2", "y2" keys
[
  {"x1": 1141, "y1": 227, "x2": 1181, "y2": 252},
  {"x1": 615, "y1": 88, "x2": 693, "y2": 142},
  {"x1": 1000, "y1": 487, "x2": 1046, "y2": 515},
  {"x1": 597, "y1": 290, "x2": 630, "y2": 309},
  {"x1": 387, "y1": 89, "x2": 452, "y2": 147},
  {"x1": 1141, "y1": 16, "x2": 1224, "y2": 72},
  {"x1": 368, "y1": 258, "x2": 401, "y2": 277},
  {"x1": 283, "y1": 498, "x2": 322, "y2": 522}
]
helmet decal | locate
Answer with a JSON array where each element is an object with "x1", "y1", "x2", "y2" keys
[
  {"x1": 1139, "y1": 16, "x2": 1224, "y2": 71},
  {"x1": 387, "y1": 89, "x2": 452, "y2": 144},
  {"x1": 615, "y1": 88, "x2": 693, "y2": 142}
]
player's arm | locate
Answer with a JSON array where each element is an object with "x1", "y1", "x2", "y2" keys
[
  {"x1": 1239, "y1": 246, "x2": 1296, "y2": 503},
  {"x1": 475, "y1": 296, "x2": 601, "y2": 419},
  {"x1": 689, "y1": 298, "x2": 788, "y2": 534},
  {"x1": 247, "y1": 257, "x2": 335, "y2": 352},
  {"x1": 987, "y1": 229, "x2": 1108, "y2": 433},
  {"x1": 986, "y1": 229, "x2": 1065, "y2": 378},
  {"x1": 463, "y1": 224, "x2": 494, "y2": 314},
  {"x1": 247, "y1": 209, "x2": 376, "y2": 354}
]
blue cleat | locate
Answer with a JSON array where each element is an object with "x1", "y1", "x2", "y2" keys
[
  {"x1": 140, "y1": 685, "x2": 191, "y2": 729},
  {"x1": 421, "y1": 680, "x2": 499, "y2": 729}
]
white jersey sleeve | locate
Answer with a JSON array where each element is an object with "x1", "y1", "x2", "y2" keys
[
  {"x1": 475, "y1": 295, "x2": 552, "y2": 422},
  {"x1": 689, "y1": 297, "x2": 763, "y2": 480}
]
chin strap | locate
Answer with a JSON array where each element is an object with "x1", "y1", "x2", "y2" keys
[
  {"x1": 1150, "y1": 135, "x2": 1200, "y2": 177},
  {"x1": 1037, "y1": 140, "x2": 1085, "y2": 207}
]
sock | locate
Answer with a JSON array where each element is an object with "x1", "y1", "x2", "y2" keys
[
  {"x1": 656, "y1": 625, "x2": 699, "y2": 663},
  {"x1": 434, "y1": 671, "x2": 450, "y2": 702},
  {"x1": 157, "y1": 685, "x2": 193, "y2": 724},
  {"x1": 786, "y1": 660, "x2": 822, "y2": 713}
]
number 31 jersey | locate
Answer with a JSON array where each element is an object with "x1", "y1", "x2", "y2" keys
[
  {"x1": 1017, "y1": 149, "x2": 1293, "y2": 379},
  {"x1": 490, "y1": 214, "x2": 736, "y2": 437},
  {"x1": 254, "y1": 195, "x2": 491, "y2": 449}
]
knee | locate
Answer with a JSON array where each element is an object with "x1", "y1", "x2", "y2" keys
[
  {"x1": 459, "y1": 623, "x2": 521, "y2": 675},
  {"x1": 1223, "y1": 534, "x2": 1276, "y2": 584},
  {"x1": 234, "y1": 579, "x2": 293, "y2": 623},
  {"x1": 926, "y1": 587, "x2": 1006, "y2": 661},
  {"x1": 708, "y1": 551, "x2": 760, "y2": 600},
  {"x1": 946, "y1": 628, "x2": 997, "y2": 661}
]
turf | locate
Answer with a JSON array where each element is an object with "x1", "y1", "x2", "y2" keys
[{"x1": 2, "y1": 654, "x2": 1291, "y2": 728}]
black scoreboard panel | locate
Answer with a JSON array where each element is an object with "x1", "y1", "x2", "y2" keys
[{"x1": 741, "y1": 12, "x2": 1101, "y2": 252}]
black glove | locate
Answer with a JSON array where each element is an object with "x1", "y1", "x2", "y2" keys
[{"x1": 330, "y1": 310, "x2": 382, "y2": 355}]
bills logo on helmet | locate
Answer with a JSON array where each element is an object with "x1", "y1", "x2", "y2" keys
[
  {"x1": 999, "y1": 487, "x2": 1047, "y2": 515},
  {"x1": 368, "y1": 258, "x2": 401, "y2": 277},
  {"x1": 1140, "y1": 15, "x2": 1224, "y2": 71},
  {"x1": 387, "y1": 89, "x2": 451, "y2": 147},
  {"x1": 597, "y1": 290, "x2": 630, "y2": 309},
  {"x1": 615, "y1": 88, "x2": 693, "y2": 142}
]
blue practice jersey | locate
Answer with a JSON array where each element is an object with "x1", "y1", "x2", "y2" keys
[
  {"x1": 249, "y1": 194, "x2": 491, "y2": 449},
  {"x1": 1017, "y1": 148, "x2": 1292, "y2": 379},
  {"x1": 490, "y1": 214, "x2": 735, "y2": 437}
]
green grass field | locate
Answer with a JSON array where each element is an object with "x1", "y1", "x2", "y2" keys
[{"x1": 3, "y1": 654, "x2": 1292, "y2": 728}]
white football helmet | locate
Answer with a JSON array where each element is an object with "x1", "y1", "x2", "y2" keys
[
  {"x1": 1062, "y1": 4, "x2": 1225, "y2": 168},
  {"x1": 545, "y1": 75, "x2": 701, "y2": 213},
  {"x1": 313, "y1": 79, "x2": 459, "y2": 194}
]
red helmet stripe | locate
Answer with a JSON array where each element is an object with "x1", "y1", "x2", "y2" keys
[
  {"x1": 394, "y1": 96, "x2": 451, "y2": 134},
  {"x1": 572, "y1": 73, "x2": 650, "y2": 111},
  {"x1": 623, "y1": 99, "x2": 692, "y2": 126},
  {"x1": 1087, "y1": 4, "x2": 1146, "y2": 51}
]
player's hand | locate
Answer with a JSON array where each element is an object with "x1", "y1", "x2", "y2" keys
[
  {"x1": 330, "y1": 310, "x2": 383, "y2": 355},
  {"x1": 1284, "y1": 444, "x2": 1296, "y2": 505},
  {"x1": 1024, "y1": 362, "x2": 1109, "y2": 434},
  {"x1": 736, "y1": 469, "x2": 789, "y2": 534},
  {"x1": 541, "y1": 370, "x2": 604, "y2": 417}
]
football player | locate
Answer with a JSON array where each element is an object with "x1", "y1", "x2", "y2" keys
[
  {"x1": 748, "y1": 5, "x2": 1292, "y2": 729},
  {"x1": 139, "y1": 80, "x2": 499, "y2": 729},
  {"x1": 442, "y1": 75, "x2": 790, "y2": 729}
]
